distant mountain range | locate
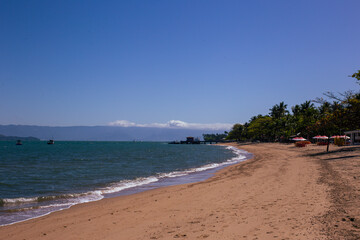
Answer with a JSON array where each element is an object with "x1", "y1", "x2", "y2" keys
[
  {"x1": 0, "y1": 134, "x2": 40, "y2": 141},
  {"x1": 0, "y1": 125, "x2": 229, "y2": 141}
]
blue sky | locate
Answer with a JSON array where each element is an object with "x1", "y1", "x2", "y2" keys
[{"x1": 1, "y1": 0, "x2": 359, "y2": 128}]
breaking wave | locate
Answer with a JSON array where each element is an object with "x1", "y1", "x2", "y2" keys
[{"x1": 0, "y1": 145, "x2": 249, "y2": 226}]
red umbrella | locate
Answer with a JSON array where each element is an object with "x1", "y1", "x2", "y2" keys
[
  {"x1": 313, "y1": 135, "x2": 322, "y2": 139},
  {"x1": 292, "y1": 137, "x2": 307, "y2": 141},
  {"x1": 330, "y1": 135, "x2": 350, "y2": 139},
  {"x1": 313, "y1": 136, "x2": 328, "y2": 142},
  {"x1": 339, "y1": 135, "x2": 350, "y2": 139}
]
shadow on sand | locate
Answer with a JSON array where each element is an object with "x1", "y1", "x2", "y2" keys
[
  {"x1": 305, "y1": 146, "x2": 360, "y2": 161},
  {"x1": 322, "y1": 155, "x2": 360, "y2": 161}
]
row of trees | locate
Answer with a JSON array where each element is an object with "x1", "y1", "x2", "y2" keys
[
  {"x1": 203, "y1": 133, "x2": 228, "y2": 142},
  {"x1": 226, "y1": 71, "x2": 360, "y2": 142}
]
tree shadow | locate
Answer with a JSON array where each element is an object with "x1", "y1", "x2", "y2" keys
[
  {"x1": 323, "y1": 155, "x2": 360, "y2": 161},
  {"x1": 306, "y1": 146, "x2": 360, "y2": 157}
]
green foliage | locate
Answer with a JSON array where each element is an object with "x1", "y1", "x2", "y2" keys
[
  {"x1": 270, "y1": 101, "x2": 288, "y2": 119},
  {"x1": 226, "y1": 70, "x2": 360, "y2": 142},
  {"x1": 203, "y1": 133, "x2": 227, "y2": 142},
  {"x1": 351, "y1": 70, "x2": 360, "y2": 84},
  {"x1": 247, "y1": 116, "x2": 274, "y2": 141},
  {"x1": 293, "y1": 101, "x2": 319, "y2": 137},
  {"x1": 226, "y1": 124, "x2": 244, "y2": 141}
]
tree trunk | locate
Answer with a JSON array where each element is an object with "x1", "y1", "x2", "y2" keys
[{"x1": 326, "y1": 135, "x2": 330, "y2": 152}]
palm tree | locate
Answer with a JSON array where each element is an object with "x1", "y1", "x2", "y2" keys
[
  {"x1": 300, "y1": 101, "x2": 315, "y2": 114},
  {"x1": 270, "y1": 102, "x2": 288, "y2": 119},
  {"x1": 291, "y1": 104, "x2": 301, "y2": 117},
  {"x1": 269, "y1": 102, "x2": 289, "y2": 141},
  {"x1": 318, "y1": 101, "x2": 331, "y2": 116}
]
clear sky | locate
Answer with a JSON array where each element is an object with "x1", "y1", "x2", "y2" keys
[{"x1": 1, "y1": 0, "x2": 359, "y2": 128}]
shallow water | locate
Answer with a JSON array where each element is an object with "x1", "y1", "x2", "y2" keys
[{"x1": 0, "y1": 141, "x2": 249, "y2": 225}]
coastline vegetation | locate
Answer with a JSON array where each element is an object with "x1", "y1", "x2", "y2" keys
[
  {"x1": 203, "y1": 133, "x2": 228, "y2": 142},
  {"x1": 0, "y1": 134, "x2": 40, "y2": 141},
  {"x1": 226, "y1": 71, "x2": 360, "y2": 142}
]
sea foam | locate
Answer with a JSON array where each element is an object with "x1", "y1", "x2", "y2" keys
[{"x1": 0, "y1": 145, "x2": 250, "y2": 226}]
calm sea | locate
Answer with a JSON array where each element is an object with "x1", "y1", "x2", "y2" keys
[{"x1": 0, "y1": 141, "x2": 250, "y2": 226}]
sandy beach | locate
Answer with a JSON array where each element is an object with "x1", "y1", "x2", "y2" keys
[{"x1": 1, "y1": 143, "x2": 360, "y2": 240}]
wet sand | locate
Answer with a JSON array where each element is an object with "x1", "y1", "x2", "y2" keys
[{"x1": 1, "y1": 143, "x2": 360, "y2": 239}]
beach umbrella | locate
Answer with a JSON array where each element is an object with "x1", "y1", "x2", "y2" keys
[
  {"x1": 313, "y1": 135, "x2": 322, "y2": 139},
  {"x1": 313, "y1": 135, "x2": 322, "y2": 142},
  {"x1": 330, "y1": 135, "x2": 349, "y2": 139},
  {"x1": 313, "y1": 135, "x2": 328, "y2": 142},
  {"x1": 292, "y1": 137, "x2": 307, "y2": 141},
  {"x1": 339, "y1": 135, "x2": 350, "y2": 139},
  {"x1": 330, "y1": 135, "x2": 350, "y2": 141}
]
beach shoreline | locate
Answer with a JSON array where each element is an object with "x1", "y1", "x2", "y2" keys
[
  {"x1": 0, "y1": 144, "x2": 250, "y2": 227},
  {"x1": 1, "y1": 143, "x2": 360, "y2": 239}
]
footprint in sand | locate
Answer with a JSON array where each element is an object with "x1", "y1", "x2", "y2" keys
[
  {"x1": 173, "y1": 233, "x2": 187, "y2": 238},
  {"x1": 197, "y1": 234, "x2": 209, "y2": 238}
]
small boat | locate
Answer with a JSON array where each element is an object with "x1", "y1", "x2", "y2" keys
[
  {"x1": 16, "y1": 140, "x2": 22, "y2": 145},
  {"x1": 47, "y1": 140, "x2": 54, "y2": 145}
]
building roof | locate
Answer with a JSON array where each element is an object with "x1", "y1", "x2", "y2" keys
[{"x1": 344, "y1": 130, "x2": 360, "y2": 134}]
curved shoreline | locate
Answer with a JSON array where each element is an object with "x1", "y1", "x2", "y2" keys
[
  {"x1": 1, "y1": 143, "x2": 359, "y2": 239},
  {"x1": 0, "y1": 145, "x2": 251, "y2": 227}
]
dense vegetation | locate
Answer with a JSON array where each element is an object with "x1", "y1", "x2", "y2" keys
[
  {"x1": 226, "y1": 71, "x2": 360, "y2": 142},
  {"x1": 203, "y1": 133, "x2": 228, "y2": 142}
]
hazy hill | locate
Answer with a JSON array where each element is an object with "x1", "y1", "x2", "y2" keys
[
  {"x1": 0, "y1": 125, "x2": 228, "y2": 141},
  {"x1": 0, "y1": 134, "x2": 40, "y2": 141}
]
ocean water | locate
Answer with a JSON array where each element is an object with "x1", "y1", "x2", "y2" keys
[{"x1": 0, "y1": 141, "x2": 250, "y2": 226}]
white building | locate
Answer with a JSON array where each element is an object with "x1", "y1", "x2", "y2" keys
[{"x1": 344, "y1": 130, "x2": 360, "y2": 145}]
